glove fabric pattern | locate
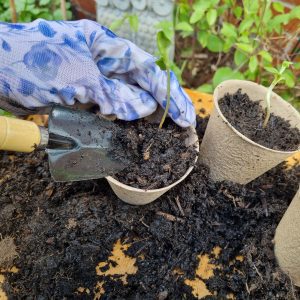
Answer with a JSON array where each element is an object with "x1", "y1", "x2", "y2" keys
[{"x1": 0, "y1": 19, "x2": 195, "y2": 127}]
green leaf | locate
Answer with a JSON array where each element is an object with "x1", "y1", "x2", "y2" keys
[
  {"x1": 206, "y1": 9, "x2": 217, "y2": 26},
  {"x1": 190, "y1": 1, "x2": 211, "y2": 24},
  {"x1": 258, "y1": 50, "x2": 272, "y2": 63},
  {"x1": 282, "y1": 69, "x2": 295, "y2": 88},
  {"x1": 0, "y1": 109, "x2": 13, "y2": 117},
  {"x1": 110, "y1": 17, "x2": 126, "y2": 31},
  {"x1": 221, "y1": 22, "x2": 237, "y2": 38},
  {"x1": 289, "y1": 6, "x2": 300, "y2": 19},
  {"x1": 197, "y1": 31, "x2": 209, "y2": 48},
  {"x1": 223, "y1": 37, "x2": 236, "y2": 53},
  {"x1": 212, "y1": 67, "x2": 244, "y2": 87},
  {"x1": 294, "y1": 62, "x2": 300, "y2": 70},
  {"x1": 128, "y1": 15, "x2": 139, "y2": 32},
  {"x1": 207, "y1": 34, "x2": 224, "y2": 52},
  {"x1": 156, "y1": 31, "x2": 171, "y2": 63},
  {"x1": 197, "y1": 83, "x2": 213, "y2": 93},
  {"x1": 249, "y1": 55, "x2": 258, "y2": 73},
  {"x1": 156, "y1": 57, "x2": 167, "y2": 70},
  {"x1": 272, "y1": 2, "x2": 285, "y2": 13},
  {"x1": 175, "y1": 22, "x2": 193, "y2": 32},
  {"x1": 156, "y1": 21, "x2": 174, "y2": 41},
  {"x1": 238, "y1": 19, "x2": 254, "y2": 33},
  {"x1": 236, "y1": 43, "x2": 254, "y2": 53},
  {"x1": 39, "y1": 0, "x2": 51, "y2": 5},
  {"x1": 264, "y1": 66, "x2": 279, "y2": 74},
  {"x1": 233, "y1": 6, "x2": 243, "y2": 18},
  {"x1": 234, "y1": 49, "x2": 248, "y2": 66}
]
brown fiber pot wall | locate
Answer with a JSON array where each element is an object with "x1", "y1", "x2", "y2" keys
[
  {"x1": 106, "y1": 126, "x2": 199, "y2": 205},
  {"x1": 199, "y1": 80, "x2": 300, "y2": 184},
  {"x1": 274, "y1": 188, "x2": 300, "y2": 287}
]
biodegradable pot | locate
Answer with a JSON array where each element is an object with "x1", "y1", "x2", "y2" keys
[
  {"x1": 199, "y1": 80, "x2": 300, "y2": 184},
  {"x1": 106, "y1": 126, "x2": 199, "y2": 205},
  {"x1": 274, "y1": 188, "x2": 300, "y2": 287}
]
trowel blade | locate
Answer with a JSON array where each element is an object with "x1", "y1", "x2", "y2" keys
[{"x1": 47, "y1": 106, "x2": 127, "y2": 182}]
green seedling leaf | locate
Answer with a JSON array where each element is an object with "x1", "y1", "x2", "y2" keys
[
  {"x1": 223, "y1": 37, "x2": 236, "y2": 53},
  {"x1": 234, "y1": 49, "x2": 248, "y2": 66},
  {"x1": 156, "y1": 21, "x2": 174, "y2": 41},
  {"x1": 258, "y1": 50, "x2": 272, "y2": 63},
  {"x1": 197, "y1": 83, "x2": 213, "y2": 93},
  {"x1": 110, "y1": 17, "x2": 126, "y2": 31},
  {"x1": 175, "y1": 22, "x2": 193, "y2": 32},
  {"x1": 282, "y1": 69, "x2": 295, "y2": 88},
  {"x1": 156, "y1": 57, "x2": 167, "y2": 70},
  {"x1": 207, "y1": 34, "x2": 224, "y2": 52},
  {"x1": 129, "y1": 15, "x2": 139, "y2": 32},
  {"x1": 289, "y1": 6, "x2": 300, "y2": 19},
  {"x1": 213, "y1": 67, "x2": 244, "y2": 87},
  {"x1": 221, "y1": 22, "x2": 237, "y2": 38},
  {"x1": 236, "y1": 43, "x2": 254, "y2": 53},
  {"x1": 206, "y1": 9, "x2": 217, "y2": 26},
  {"x1": 272, "y1": 2, "x2": 285, "y2": 13},
  {"x1": 264, "y1": 66, "x2": 279, "y2": 74},
  {"x1": 249, "y1": 55, "x2": 258, "y2": 73},
  {"x1": 294, "y1": 62, "x2": 300, "y2": 70},
  {"x1": 157, "y1": 31, "x2": 171, "y2": 63}
]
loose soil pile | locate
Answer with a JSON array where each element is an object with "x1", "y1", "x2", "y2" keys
[
  {"x1": 219, "y1": 89, "x2": 300, "y2": 151},
  {"x1": 0, "y1": 116, "x2": 299, "y2": 299},
  {"x1": 113, "y1": 120, "x2": 197, "y2": 189}
]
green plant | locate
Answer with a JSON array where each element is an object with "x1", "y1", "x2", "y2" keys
[
  {"x1": 263, "y1": 60, "x2": 293, "y2": 127},
  {"x1": 0, "y1": 0, "x2": 72, "y2": 22},
  {"x1": 174, "y1": 0, "x2": 300, "y2": 106},
  {"x1": 156, "y1": 29, "x2": 173, "y2": 129},
  {"x1": 110, "y1": 14, "x2": 139, "y2": 33}
]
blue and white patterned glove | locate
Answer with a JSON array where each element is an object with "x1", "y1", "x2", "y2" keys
[{"x1": 0, "y1": 19, "x2": 195, "y2": 127}]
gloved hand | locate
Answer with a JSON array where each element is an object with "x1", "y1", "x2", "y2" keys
[{"x1": 0, "y1": 19, "x2": 196, "y2": 127}]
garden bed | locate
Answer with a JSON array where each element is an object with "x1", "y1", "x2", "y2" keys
[{"x1": 0, "y1": 102, "x2": 299, "y2": 299}]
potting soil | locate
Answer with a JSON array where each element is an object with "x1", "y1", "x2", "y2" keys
[
  {"x1": 219, "y1": 89, "x2": 300, "y2": 151},
  {"x1": 113, "y1": 119, "x2": 197, "y2": 189},
  {"x1": 0, "y1": 116, "x2": 299, "y2": 299}
]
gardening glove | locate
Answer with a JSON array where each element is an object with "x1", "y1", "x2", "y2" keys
[{"x1": 0, "y1": 19, "x2": 196, "y2": 127}]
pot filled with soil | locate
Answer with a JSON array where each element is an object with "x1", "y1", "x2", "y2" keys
[
  {"x1": 274, "y1": 188, "x2": 300, "y2": 287},
  {"x1": 199, "y1": 80, "x2": 300, "y2": 184},
  {"x1": 106, "y1": 119, "x2": 199, "y2": 205}
]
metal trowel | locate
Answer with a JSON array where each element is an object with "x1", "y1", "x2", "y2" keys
[{"x1": 0, "y1": 106, "x2": 128, "y2": 181}]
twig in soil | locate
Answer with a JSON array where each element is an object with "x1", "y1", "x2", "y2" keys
[
  {"x1": 245, "y1": 281, "x2": 251, "y2": 294},
  {"x1": 143, "y1": 139, "x2": 154, "y2": 161},
  {"x1": 175, "y1": 196, "x2": 185, "y2": 217},
  {"x1": 253, "y1": 263, "x2": 263, "y2": 280},
  {"x1": 156, "y1": 211, "x2": 184, "y2": 223},
  {"x1": 139, "y1": 217, "x2": 149, "y2": 228}
]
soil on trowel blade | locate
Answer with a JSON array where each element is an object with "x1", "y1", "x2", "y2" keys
[
  {"x1": 0, "y1": 116, "x2": 299, "y2": 299},
  {"x1": 219, "y1": 89, "x2": 300, "y2": 151},
  {"x1": 112, "y1": 119, "x2": 197, "y2": 189}
]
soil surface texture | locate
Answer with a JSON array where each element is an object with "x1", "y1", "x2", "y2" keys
[
  {"x1": 0, "y1": 116, "x2": 299, "y2": 299},
  {"x1": 113, "y1": 120, "x2": 197, "y2": 189},
  {"x1": 219, "y1": 89, "x2": 300, "y2": 151}
]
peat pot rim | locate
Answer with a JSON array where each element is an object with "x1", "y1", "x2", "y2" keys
[
  {"x1": 106, "y1": 126, "x2": 199, "y2": 194},
  {"x1": 214, "y1": 80, "x2": 300, "y2": 155}
]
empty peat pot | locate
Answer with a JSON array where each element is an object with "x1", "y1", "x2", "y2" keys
[
  {"x1": 274, "y1": 188, "x2": 300, "y2": 286},
  {"x1": 199, "y1": 80, "x2": 300, "y2": 184},
  {"x1": 106, "y1": 126, "x2": 199, "y2": 205}
]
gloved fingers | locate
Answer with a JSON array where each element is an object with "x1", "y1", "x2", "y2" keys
[
  {"x1": 81, "y1": 20, "x2": 196, "y2": 127},
  {"x1": 95, "y1": 76, "x2": 158, "y2": 121}
]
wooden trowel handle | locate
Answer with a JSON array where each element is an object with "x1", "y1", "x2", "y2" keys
[{"x1": 0, "y1": 116, "x2": 42, "y2": 153}]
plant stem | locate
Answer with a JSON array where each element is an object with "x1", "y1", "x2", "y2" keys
[
  {"x1": 263, "y1": 81, "x2": 275, "y2": 128},
  {"x1": 9, "y1": 0, "x2": 17, "y2": 23},
  {"x1": 159, "y1": 68, "x2": 171, "y2": 129}
]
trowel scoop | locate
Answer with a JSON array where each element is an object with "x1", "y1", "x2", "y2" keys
[{"x1": 0, "y1": 106, "x2": 128, "y2": 182}]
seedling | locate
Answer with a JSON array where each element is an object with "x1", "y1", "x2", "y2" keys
[
  {"x1": 110, "y1": 14, "x2": 139, "y2": 33},
  {"x1": 263, "y1": 61, "x2": 293, "y2": 128},
  {"x1": 156, "y1": 30, "x2": 173, "y2": 129}
]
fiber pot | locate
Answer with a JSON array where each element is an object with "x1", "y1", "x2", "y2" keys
[
  {"x1": 274, "y1": 188, "x2": 300, "y2": 287},
  {"x1": 199, "y1": 80, "x2": 300, "y2": 184},
  {"x1": 106, "y1": 126, "x2": 199, "y2": 205}
]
